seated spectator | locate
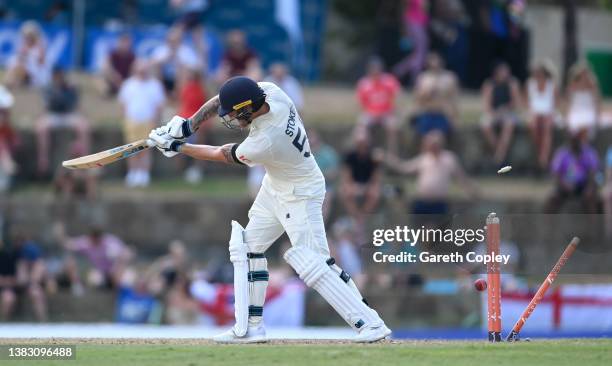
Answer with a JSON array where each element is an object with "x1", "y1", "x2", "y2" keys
[
  {"x1": 564, "y1": 62, "x2": 601, "y2": 139},
  {"x1": 545, "y1": 131, "x2": 599, "y2": 214},
  {"x1": 356, "y1": 57, "x2": 402, "y2": 154},
  {"x1": 12, "y1": 231, "x2": 48, "y2": 321},
  {"x1": 53, "y1": 142, "x2": 98, "y2": 200},
  {"x1": 383, "y1": 130, "x2": 478, "y2": 218},
  {"x1": 0, "y1": 86, "x2": 17, "y2": 192},
  {"x1": 177, "y1": 68, "x2": 208, "y2": 184},
  {"x1": 264, "y1": 62, "x2": 304, "y2": 111},
  {"x1": 412, "y1": 52, "x2": 459, "y2": 139},
  {"x1": 54, "y1": 222, "x2": 131, "y2": 292},
  {"x1": 35, "y1": 68, "x2": 90, "y2": 175},
  {"x1": 216, "y1": 30, "x2": 262, "y2": 83},
  {"x1": 526, "y1": 59, "x2": 559, "y2": 170},
  {"x1": 98, "y1": 32, "x2": 135, "y2": 97},
  {"x1": 0, "y1": 239, "x2": 19, "y2": 321},
  {"x1": 146, "y1": 240, "x2": 189, "y2": 292},
  {"x1": 4, "y1": 21, "x2": 50, "y2": 88},
  {"x1": 119, "y1": 59, "x2": 166, "y2": 187},
  {"x1": 309, "y1": 129, "x2": 339, "y2": 222},
  {"x1": 339, "y1": 131, "x2": 382, "y2": 222},
  {"x1": 151, "y1": 26, "x2": 200, "y2": 95},
  {"x1": 480, "y1": 62, "x2": 521, "y2": 165}
]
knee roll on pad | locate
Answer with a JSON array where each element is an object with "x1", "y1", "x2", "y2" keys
[{"x1": 283, "y1": 246, "x2": 330, "y2": 287}]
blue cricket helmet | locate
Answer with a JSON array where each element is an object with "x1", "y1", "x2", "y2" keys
[{"x1": 217, "y1": 76, "x2": 266, "y2": 117}]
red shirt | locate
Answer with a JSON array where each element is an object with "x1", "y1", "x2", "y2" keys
[
  {"x1": 178, "y1": 80, "x2": 207, "y2": 119},
  {"x1": 356, "y1": 73, "x2": 401, "y2": 116}
]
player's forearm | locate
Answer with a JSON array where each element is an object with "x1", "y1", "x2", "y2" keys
[
  {"x1": 189, "y1": 95, "x2": 220, "y2": 132},
  {"x1": 179, "y1": 143, "x2": 242, "y2": 165},
  {"x1": 179, "y1": 143, "x2": 223, "y2": 162}
]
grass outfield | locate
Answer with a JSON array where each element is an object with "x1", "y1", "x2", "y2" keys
[{"x1": 1, "y1": 339, "x2": 611, "y2": 366}]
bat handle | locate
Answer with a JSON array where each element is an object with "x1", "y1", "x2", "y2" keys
[{"x1": 146, "y1": 139, "x2": 156, "y2": 147}]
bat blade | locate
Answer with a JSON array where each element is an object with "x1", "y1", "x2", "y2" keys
[{"x1": 62, "y1": 139, "x2": 152, "y2": 170}]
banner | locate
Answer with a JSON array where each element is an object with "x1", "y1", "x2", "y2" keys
[{"x1": 482, "y1": 284, "x2": 612, "y2": 332}]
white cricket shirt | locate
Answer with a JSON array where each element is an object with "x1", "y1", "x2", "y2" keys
[{"x1": 234, "y1": 82, "x2": 325, "y2": 198}]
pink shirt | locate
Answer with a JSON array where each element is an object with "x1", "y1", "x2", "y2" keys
[{"x1": 404, "y1": 0, "x2": 429, "y2": 26}]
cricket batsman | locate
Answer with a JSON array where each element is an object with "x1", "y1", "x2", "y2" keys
[{"x1": 148, "y1": 76, "x2": 391, "y2": 343}]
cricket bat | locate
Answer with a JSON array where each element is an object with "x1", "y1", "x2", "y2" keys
[
  {"x1": 62, "y1": 139, "x2": 153, "y2": 170},
  {"x1": 62, "y1": 96, "x2": 218, "y2": 170}
]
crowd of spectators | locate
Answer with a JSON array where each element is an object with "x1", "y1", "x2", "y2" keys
[
  {"x1": 1, "y1": 1, "x2": 612, "y2": 324},
  {"x1": 0, "y1": 10, "x2": 291, "y2": 188}
]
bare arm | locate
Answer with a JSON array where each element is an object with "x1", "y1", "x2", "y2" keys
[
  {"x1": 188, "y1": 95, "x2": 220, "y2": 132},
  {"x1": 179, "y1": 142, "x2": 244, "y2": 165},
  {"x1": 380, "y1": 151, "x2": 420, "y2": 175}
]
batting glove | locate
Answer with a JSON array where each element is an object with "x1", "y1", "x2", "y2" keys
[
  {"x1": 164, "y1": 115, "x2": 193, "y2": 139},
  {"x1": 149, "y1": 127, "x2": 184, "y2": 158}
]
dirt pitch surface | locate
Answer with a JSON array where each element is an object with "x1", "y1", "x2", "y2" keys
[{"x1": 0, "y1": 338, "x2": 610, "y2": 366}]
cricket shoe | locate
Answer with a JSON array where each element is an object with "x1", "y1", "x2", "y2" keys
[
  {"x1": 212, "y1": 324, "x2": 267, "y2": 344},
  {"x1": 353, "y1": 324, "x2": 392, "y2": 343}
]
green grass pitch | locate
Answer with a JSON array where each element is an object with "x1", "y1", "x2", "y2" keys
[{"x1": 2, "y1": 339, "x2": 611, "y2": 366}]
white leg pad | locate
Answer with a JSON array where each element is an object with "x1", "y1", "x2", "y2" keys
[
  {"x1": 284, "y1": 246, "x2": 383, "y2": 331},
  {"x1": 229, "y1": 220, "x2": 248, "y2": 337}
]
